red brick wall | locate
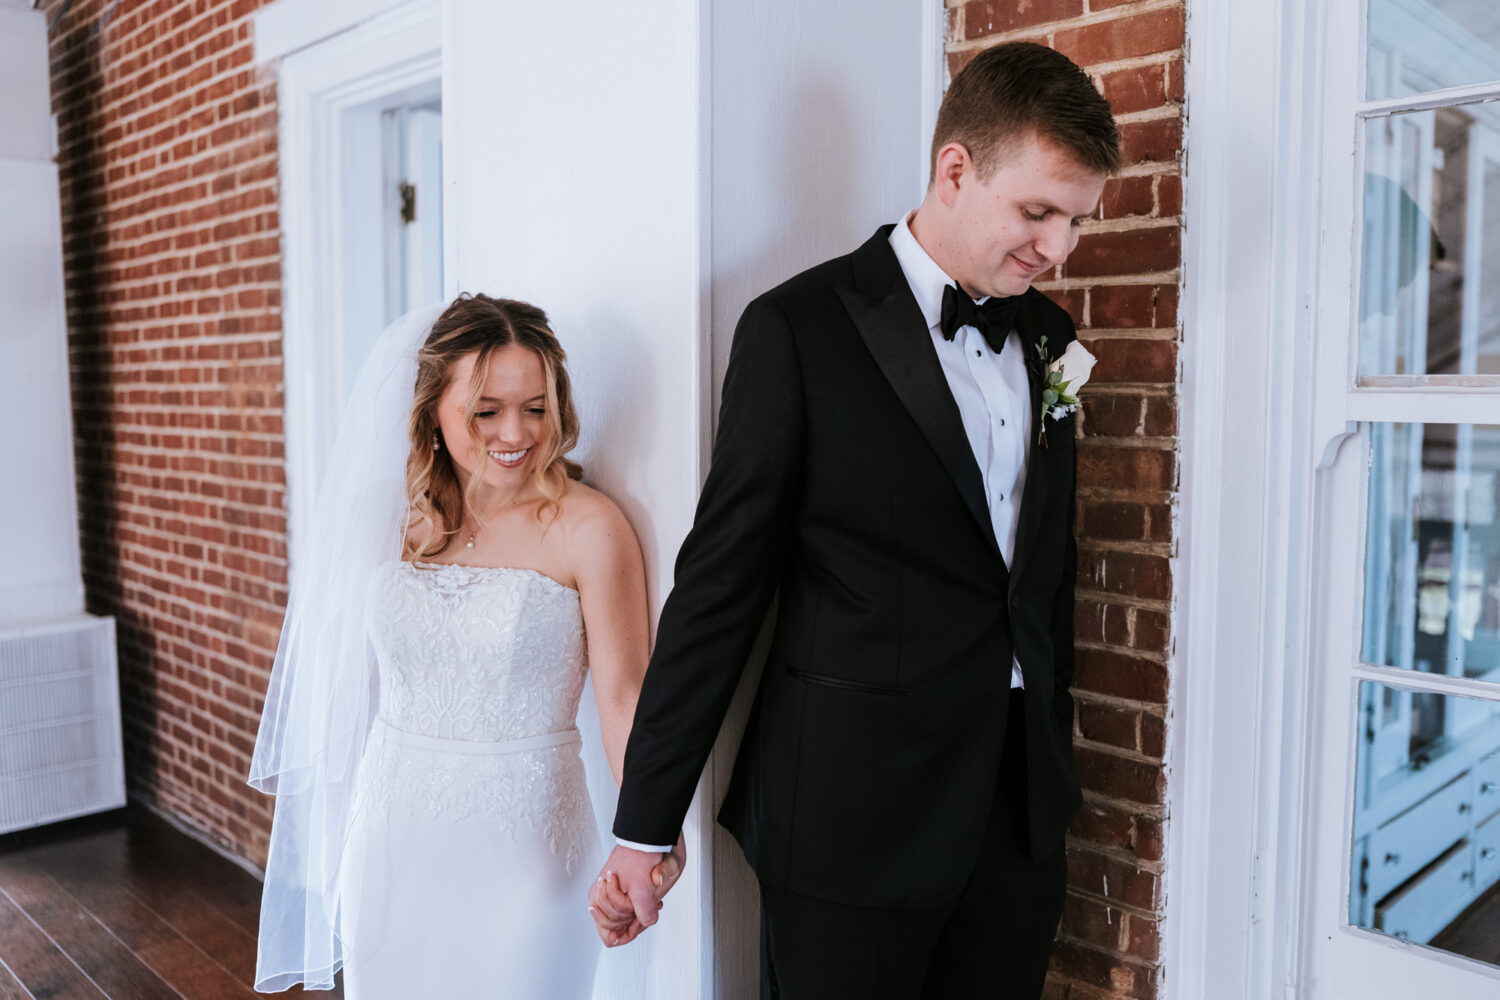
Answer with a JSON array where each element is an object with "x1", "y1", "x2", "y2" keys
[
  {"x1": 45, "y1": 0, "x2": 285, "y2": 866},
  {"x1": 947, "y1": 4, "x2": 1183, "y2": 999}
]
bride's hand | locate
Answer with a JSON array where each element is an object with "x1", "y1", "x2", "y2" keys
[{"x1": 650, "y1": 833, "x2": 687, "y2": 902}]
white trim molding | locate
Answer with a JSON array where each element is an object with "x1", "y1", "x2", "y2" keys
[
  {"x1": 1169, "y1": 0, "x2": 1341, "y2": 996},
  {"x1": 258, "y1": 0, "x2": 441, "y2": 569},
  {"x1": 254, "y1": 0, "x2": 422, "y2": 63}
]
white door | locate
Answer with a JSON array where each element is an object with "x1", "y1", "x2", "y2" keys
[{"x1": 1301, "y1": 0, "x2": 1500, "y2": 994}]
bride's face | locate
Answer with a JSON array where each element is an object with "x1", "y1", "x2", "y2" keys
[{"x1": 435, "y1": 345, "x2": 551, "y2": 493}]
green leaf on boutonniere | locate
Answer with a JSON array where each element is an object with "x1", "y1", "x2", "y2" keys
[{"x1": 1042, "y1": 389, "x2": 1058, "y2": 406}]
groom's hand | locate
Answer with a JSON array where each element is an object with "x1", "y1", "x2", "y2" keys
[{"x1": 588, "y1": 839, "x2": 686, "y2": 947}]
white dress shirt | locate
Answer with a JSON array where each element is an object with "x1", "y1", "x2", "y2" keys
[
  {"x1": 888, "y1": 213, "x2": 1029, "y2": 690},
  {"x1": 617, "y1": 216, "x2": 1033, "y2": 855}
]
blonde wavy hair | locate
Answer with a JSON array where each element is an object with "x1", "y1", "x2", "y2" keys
[{"x1": 403, "y1": 293, "x2": 583, "y2": 560}]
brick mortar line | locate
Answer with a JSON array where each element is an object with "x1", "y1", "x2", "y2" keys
[
  {"x1": 71, "y1": 335, "x2": 285, "y2": 352},
  {"x1": 1074, "y1": 640, "x2": 1168, "y2": 666},
  {"x1": 1062, "y1": 884, "x2": 1160, "y2": 922},
  {"x1": 1077, "y1": 215, "x2": 1180, "y2": 236},
  {"x1": 1072, "y1": 638, "x2": 1172, "y2": 663},
  {"x1": 1077, "y1": 328, "x2": 1179, "y2": 340},
  {"x1": 1074, "y1": 433, "x2": 1177, "y2": 446},
  {"x1": 1072, "y1": 590, "x2": 1171, "y2": 613},
  {"x1": 91, "y1": 203, "x2": 280, "y2": 238},
  {"x1": 66, "y1": 252, "x2": 280, "y2": 274},
  {"x1": 1113, "y1": 162, "x2": 1181, "y2": 179},
  {"x1": 118, "y1": 548, "x2": 287, "y2": 581},
  {"x1": 1073, "y1": 735, "x2": 1164, "y2": 766},
  {"x1": 1078, "y1": 537, "x2": 1174, "y2": 554},
  {"x1": 1111, "y1": 105, "x2": 1181, "y2": 126},
  {"x1": 64, "y1": 316, "x2": 286, "y2": 333},
  {"x1": 104, "y1": 511, "x2": 290, "y2": 544},
  {"x1": 1051, "y1": 930, "x2": 1160, "y2": 964},
  {"x1": 1067, "y1": 825, "x2": 1168, "y2": 861},
  {"x1": 85, "y1": 408, "x2": 287, "y2": 424},
  {"x1": 90, "y1": 180, "x2": 280, "y2": 223},
  {"x1": 57, "y1": 148, "x2": 277, "y2": 187},
  {"x1": 1072, "y1": 690, "x2": 1169, "y2": 715},
  {"x1": 1042, "y1": 270, "x2": 1181, "y2": 287},
  {"x1": 1074, "y1": 385, "x2": 1175, "y2": 397}
]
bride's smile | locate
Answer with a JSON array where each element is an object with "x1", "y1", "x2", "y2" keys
[{"x1": 437, "y1": 342, "x2": 551, "y2": 495}]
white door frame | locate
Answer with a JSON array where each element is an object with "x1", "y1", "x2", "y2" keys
[
  {"x1": 255, "y1": 0, "x2": 444, "y2": 567},
  {"x1": 1167, "y1": 0, "x2": 1351, "y2": 995},
  {"x1": 1172, "y1": 0, "x2": 1500, "y2": 996}
]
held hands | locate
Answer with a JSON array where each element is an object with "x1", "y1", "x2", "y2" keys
[{"x1": 587, "y1": 834, "x2": 687, "y2": 947}]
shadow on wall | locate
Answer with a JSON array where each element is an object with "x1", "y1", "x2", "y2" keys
[
  {"x1": 48, "y1": 12, "x2": 163, "y2": 800},
  {"x1": 707, "y1": 69, "x2": 878, "y2": 999}
]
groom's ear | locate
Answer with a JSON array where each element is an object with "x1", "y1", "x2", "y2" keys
[{"x1": 931, "y1": 142, "x2": 974, "y2": 207}]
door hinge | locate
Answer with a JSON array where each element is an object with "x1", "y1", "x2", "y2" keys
[{"x1": 399, "y1": 182, "x2": 417, "y2": 224}]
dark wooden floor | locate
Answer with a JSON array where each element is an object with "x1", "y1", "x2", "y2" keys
[{"x1": 0, "y1": 807, "x2": 340, "y2": 999}]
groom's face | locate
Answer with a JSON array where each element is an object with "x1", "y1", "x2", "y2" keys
[{"x1": 948, "y1": 133, "x2": 1107, "y2": 298}]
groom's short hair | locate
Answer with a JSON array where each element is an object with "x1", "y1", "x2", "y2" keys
[{"x1": 931, "y1": 42, "x2": 1120, "y2": 183}]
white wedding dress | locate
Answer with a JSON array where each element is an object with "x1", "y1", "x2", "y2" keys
[{"x1": 337, "y1": 559, "x2": 602, "y2": 999}]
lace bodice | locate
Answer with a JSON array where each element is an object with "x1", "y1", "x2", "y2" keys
[
  {"x1": 353, "y1": 560, "x2": 596, "y2": 870},
  {"x1": 367, "y1": 560, "x2": 588, "y2": 741}
]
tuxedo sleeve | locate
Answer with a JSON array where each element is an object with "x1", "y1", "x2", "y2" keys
[{"x1": 612, "y1": 295, "x2": 805, "y2": 847}]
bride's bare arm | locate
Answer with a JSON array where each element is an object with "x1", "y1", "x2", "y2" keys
[{"x1": 565, "y1": 488, "x2": 650, "y2": 786}]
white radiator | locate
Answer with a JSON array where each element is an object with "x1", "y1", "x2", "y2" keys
[{"x1": 0, "y1": 614, "x2": 125, "y2": 834}]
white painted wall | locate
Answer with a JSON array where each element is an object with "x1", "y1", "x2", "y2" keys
[
  {"x1": 0, "y1": 6, "x2": 85, "y2": 626},
  {"x1": 443, "y1": 2, "x2": 708, "y2": 996},
  {"x1": 443, "y1": 0, "x2": 935, "y2": 993},
  {"x1": 705, "y1": 1, "x2": 940, "y2": 991}
]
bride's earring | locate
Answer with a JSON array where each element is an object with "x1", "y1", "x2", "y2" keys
[{"x1": 432, "y1": 431, "x2": 441, "y2": 452}]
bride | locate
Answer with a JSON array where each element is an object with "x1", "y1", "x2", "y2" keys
[{"x1": 248, "y1": 294, "x2": 681, "y2": 997}]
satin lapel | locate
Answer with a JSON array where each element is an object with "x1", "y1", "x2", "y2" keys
[
  {"x1": 836, "y1": 282, "x2": 1003, "y2": 562},
  {"x1": 1009, "y1": 299, "x2": 1052, "y2": 590}
]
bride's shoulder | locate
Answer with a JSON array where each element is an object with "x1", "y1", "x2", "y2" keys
[
  {"x1": 554, "y1": 480, "x2": 628, "y2": 535},
  {"x1": 553, "y1": 481, "x2": 642, "y2": 570}
]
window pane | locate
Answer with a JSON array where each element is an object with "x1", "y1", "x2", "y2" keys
[
  {"x1": 1367, "y1": 0, "x2": 1500, "y2": 101},
  {"x1": 1350, "y1": 681, "x2": 1500, "y2": 968},
  {"x1": 1363, "y1": 423, "x2": 1500, "y2": 681},
  {"x1": 1359, "y1": 105, "x2": 1500, "y2": 378}
]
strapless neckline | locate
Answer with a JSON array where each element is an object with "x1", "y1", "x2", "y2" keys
[{"x1": 404, "y1": 560, "x2": 578, "y2": 596}]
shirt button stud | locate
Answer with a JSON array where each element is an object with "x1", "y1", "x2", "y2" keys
[{"x1": 1000, "y1": 418, "x2": 1006, "y2": 426}]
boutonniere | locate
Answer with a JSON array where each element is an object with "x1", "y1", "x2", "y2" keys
[{"x1": 1032, "y1": 335, "x2": 1096, "y2": 448}]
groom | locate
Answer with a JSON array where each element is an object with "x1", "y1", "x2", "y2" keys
[{"x1": 593, "y1": 42, "x2": 1119, "y2": 998}]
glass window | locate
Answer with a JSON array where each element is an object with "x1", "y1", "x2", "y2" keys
[
  {"x1": 1367, "y1": 0, "x2": 1500, "y2": 101},
  {"x1": 1363, "y1": 423, "x2": 1500, "y2": 682},
  {"x1": 1358, "y1": 104, "x2": 1500, "y2": 378},
  {"x1": 1350, "y1": 681, "x2": 1500, "y2": 967}
]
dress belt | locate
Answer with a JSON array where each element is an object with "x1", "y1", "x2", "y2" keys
[{"x1": 372, "y1": 716, "x2": 581, "y2": 755}]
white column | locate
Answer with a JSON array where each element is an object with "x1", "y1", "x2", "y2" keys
[
  {"x1": 444, "y1": 2, "x2": 934, "y2": 994},
  {"x1": 0, "y1": 4, "x2": 85, "y2": 625}
]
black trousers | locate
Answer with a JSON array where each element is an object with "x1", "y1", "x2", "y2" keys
[{"x1": 758, "y1": 695, "x2": 1066, "y2": 1000}]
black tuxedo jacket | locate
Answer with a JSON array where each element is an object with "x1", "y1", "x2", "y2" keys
[{"x1": 615, "y1": 225, "x2": 1081, "y2": 909}]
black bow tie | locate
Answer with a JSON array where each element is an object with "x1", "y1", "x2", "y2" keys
[{"x1": 939, "y1": 283, "x2": 1024, "y2": 355}]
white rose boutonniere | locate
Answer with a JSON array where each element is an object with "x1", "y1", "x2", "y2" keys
[{"x1": 1032, "y1": 335, "x2": 1096, "y2": 447}]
